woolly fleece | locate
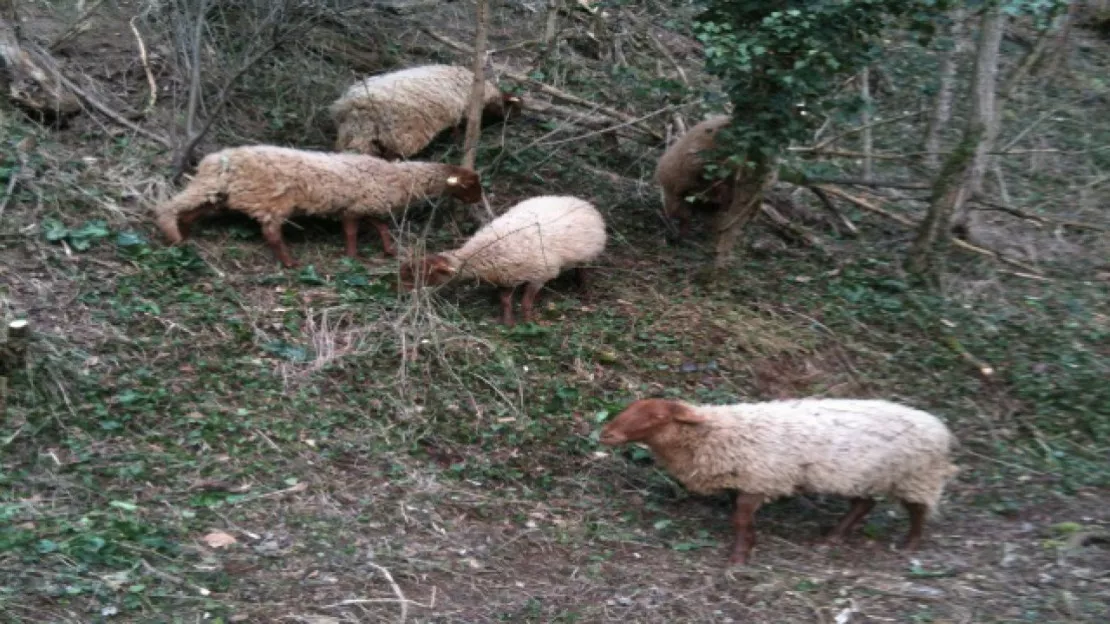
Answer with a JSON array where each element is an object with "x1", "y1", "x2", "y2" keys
[
  {"x1": 153, "y1": 145, "x2": 478, "y2": 243},
  {"x1": 331, "y1": 64, "x2": 505, "y2": 158},
  {"x1": 438, "y1": 195, "x2": 607, "y2": 287},
  {"x1": 654, "y1": 115, "x2": 731, "y2": 219},
  {"x1": 606, "y1": 398, "x2": 958, "y2": 512}
]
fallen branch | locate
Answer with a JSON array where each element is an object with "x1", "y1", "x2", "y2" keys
[
  {"x1": 128, "y1": 17, "x2": 157, "y2": 116},
  {"x1": 816, "y1": 185, "x2": 1046, "y2": 275},
  {"x1": 51, "y1": 64, "x2": 172, "y2": 147},
  {"x1": 520, "y1": 98, "x2": 659, "y2": 145},
  {"x1": 1, "y1": 15, "x2": 81, "y2": 119},
  {"x1": 800, "y1": 108, "x2": 927, "y2": 152},
  {"x1": 969, "y1": 196, "x2": 1107, "y2": 232},
  {"x1": 940, "y1": 331, "x2": 995, "y2": 380},
  {"x1": 421, "y1": 27, "x2": 664, "y2": 142},
  {"x1": 806, "y1": 185, "x2": 859, "y2": 236},
  {"x1": 793, "y1": 148, "x2": 923, "y2": 161},
  {"x1": 803, "y1": 177, "x2": 930, "y2": 191},
  {"x1": 646, "y1": 31, "x2": 688, "y2": 86},
  {"x1": 49, "y1": 0, "x2": 107, "y2": 51},
  {"x1": 760, "y1": 202, "x2": 823, "y2": 250}
]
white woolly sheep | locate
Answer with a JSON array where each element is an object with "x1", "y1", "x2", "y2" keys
[
  {"x1": 655, "y1": 115, "x2": 734, "y2": 239},
  {"x1": 398, "y1": 195, "x2": 607, "y2": 326},
  {"x1": 153, "y1": 145, "x2": 482, "y2": 268},
  {"x1": 330, "y1": 64, "x2": 522, "y2": 159},
  {"x1": 600, "y1": 398, "x2": 959, "y2": 566}
]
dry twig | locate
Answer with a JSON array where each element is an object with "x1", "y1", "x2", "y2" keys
[
  {"x1": 128, "y1": 17, "x2": 157, "y2": 115},
  {"x1": 421, "y1": 27, "x2": 664, "y2": 141},
  {"x1": 816, "y1": 185, "x2": 1046, "y2": 275}
]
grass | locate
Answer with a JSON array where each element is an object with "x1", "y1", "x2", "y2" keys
[{"x1": 2, "y1": 2, "x2": 1109, "y2": 622}]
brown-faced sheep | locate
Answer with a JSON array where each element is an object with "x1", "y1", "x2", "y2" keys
[
  {"x1": 655, "y1": 115, "x2": 734, "y2": 239},
  {"x1": 600, "y1": 398, "x2": 959, "y2": 566},
  {"x1": 330, "y1": 64, "x2": 522, "y2": 159},
  {"x1": 399, "y1": 195, "x2": 606, "y2": 326},
  {"x1": 153, "y1": 145, "x2": 482, "y2": 268}
]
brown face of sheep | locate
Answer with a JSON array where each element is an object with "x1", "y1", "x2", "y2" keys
[
  {"x1": 443, "y1": 169, "x2": 483, "y2": 204},
  {"x1": 398, "y1": 254, "x2": 457, "y2": 291},
  {"x1": 599, "y1": 399, "x2": 708, "y2": 446}
]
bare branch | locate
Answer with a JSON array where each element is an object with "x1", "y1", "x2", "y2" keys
[
  {"x1": 129, "y1": 17, "x2": 157, "y2": 115},
  {"x1": 421, "y1": 27, "x2": 664, "y2": 142}
]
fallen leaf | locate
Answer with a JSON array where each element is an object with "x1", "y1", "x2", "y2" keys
[{"x1": 202, "y1": 530, "x2": 238, "y2": 549}]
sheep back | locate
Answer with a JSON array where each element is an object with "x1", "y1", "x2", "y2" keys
[
  {"x1": 657, "y1": 399, "x2": 958, "y2": 511},
  {"x1": 448, "y1": 195, "x2": 606, "y2": 286},
  {"x1": 331, "y1": 64, "x2": 504, "y2": 158},
  {"x1": 154, "y1": 145, "x2": 476, "y2": 230},
  {"x1": 655, "y1": 115, "x2": 732, "y2": 218}
]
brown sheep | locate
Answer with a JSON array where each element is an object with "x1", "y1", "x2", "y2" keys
[{"x1": 153, "y1": 145, "x2": 481, "y2": 267}]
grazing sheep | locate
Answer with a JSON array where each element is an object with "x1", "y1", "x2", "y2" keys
[
  {"x1": 330, "y1": 64, "x2": 522, "y2": 159},
  {"x1": 655, "y1": 115, "x2": 734, "y2": 239},
  {"x1": 399, "y1": 195, "x2": 606, "y2": 326},
  {"x1": 600, "y1": 398, "x2": 959, "y2": 566},
  {"x1": 153, "y1": 145, "x2": 482, "y2": 268}
]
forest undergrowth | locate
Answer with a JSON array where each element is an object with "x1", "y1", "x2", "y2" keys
[{"x1": 1, "y1": 1, "x2": 1107, "y2": 622}]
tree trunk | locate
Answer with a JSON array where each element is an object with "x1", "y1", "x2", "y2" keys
[
  {"x1": 1, "y1": 5, "x2": 80, "y2": 122},
  {"x1": 1045, "y1": 1, "x2": 1080, "y2": 75},
  {"x1": 923, "y1": 9, "x2": 966, "y2": 170},
  {"x1": 1, "y1": 319, "x2": 30, "y2": 415},
  {"x1": 860, "y1": 66, "x2": 873, "y2": 181},
  {"x1": 712, "y1": 158, "x2": 776, "y2": 271},
  {"x1": 908, "y1": 2, "x2": 1004, "y2": 287},
  {"x1": 460, "y1": 0, "x2": 490, "y2": 172},
  {"x1": 541, "y1": 0, "x2": 560, "y2": 58},
  {"x1": 949, "y1": 3, "x2": 1005, "y2": 238}
]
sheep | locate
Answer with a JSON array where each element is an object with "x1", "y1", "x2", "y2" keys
[
  {"x1": 655, "y1": 115, "x2": 734, "y2": 240},
  {"x1": 153, "y1": 145, "x2": 482, "y2": 268},
  {"x1": 599, "y1": 397, "x2": 959, "y2": 566},
  {"x1": 330, "y1": 64, "x2": 522, "y2": 159},
  {"x1": 398, "y1": 195, "x2": 606, "y2": 326}
]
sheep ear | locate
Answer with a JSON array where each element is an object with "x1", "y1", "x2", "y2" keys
[
  {"x1": 669, "y1": 403, "x2": 707, "y2": 425},
  {"x1": 446, "y1": 176, "x2": 459, "y2": 186}
]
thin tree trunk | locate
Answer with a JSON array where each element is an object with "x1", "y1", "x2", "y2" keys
[
  {"x1": 923, "y1": 9, "x2": 966, "y2": 170},
  {"x1": 541, "y1": 0, "x2": 559, "y2": 58},
  {"x1": 461, "y1": 0, "x2": 490, "y2": 171},
  {"x1": 950, "y1": 4, "x2": 1006, "y2": 237},
  {"x1": 908, "y1": 1, "x2": 1004, "y2": 287},
  {"x1": 860, "y1": 66, "x2": 873, "y2": 181},
  {"x1": 712, "y1": 158, "x2": 776, "y2": 271},
  {"x1": 1, "y1": 3, "x2": 80, "y2": 120},
  {"x1": 1045, "y1": 0, "x2": 1079, "y2": 75}
]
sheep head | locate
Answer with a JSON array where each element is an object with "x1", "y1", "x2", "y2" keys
[
  {"x1": 443, "y1": 167, "x2": 482, "y2": 204},
  {"x1": 599, "y1": 399, "x2": 707, "y2": 446},
  {"x1": 483, "y1": 92, "x2": 523, "y2": 122},
  {"x1": 155, "y1": 210, "x2": 185, "y2": 244},
  {"x1": 398, "y1": 253, "x2": 457, "y2": 291}
]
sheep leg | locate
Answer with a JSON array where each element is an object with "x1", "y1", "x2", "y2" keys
[
  {"x1": 823, "y1": 497, "x2": 876, "y2": 542},
  {"x1": 261, "y1": 221, "x2": 296, "y2": 268},
  {"x1": 729, "y1": 492, "x2": 764, "y2": 566},
  {"x1": 342, "y1": 214, "x2": 361, "y2": 258},
  {"x1": 498, "y1": 287, "x2": 516, "y2": 326},
  {"x1": 573, "y1": 267, "x2": 592, "y2": 299},
  {"x1": 901, "y1": 502, "x2": 928, "y2": 551},
  {"x1": 520, "y1": 281, "x2": 544, "y2": 324},
  {"x1": 368, "y1": 217, "x2": 396, "y2": 256}
]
